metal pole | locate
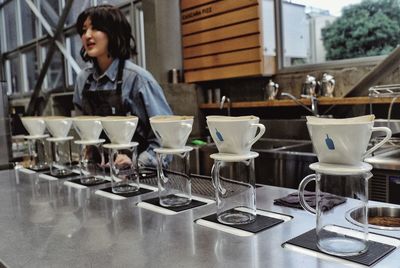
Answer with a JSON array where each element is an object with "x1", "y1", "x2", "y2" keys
[{"x1": 274, "y1": 0, "x2": 284, "y2": 71}]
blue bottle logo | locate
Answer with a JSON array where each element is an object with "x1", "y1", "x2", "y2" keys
[
  {"x1": 215, "y1": 129, "x2": 224, "y2": 142},
  {"x1": 325, "y1": 134, "x2": 335, "y2": 150}
]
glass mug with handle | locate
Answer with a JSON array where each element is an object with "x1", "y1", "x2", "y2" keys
[
  {"x1": 105, "y1": 143, "x2": 140, "y2": 193},
  {"x1": 298, "y1": 162, "x2": 372, "y2": 256},
  {"x1": 211, "y1": 152, "x2": 258, "y2": 225},
  {"x1": 155, "y1": 147, "x2": 193, "y2": 207}
]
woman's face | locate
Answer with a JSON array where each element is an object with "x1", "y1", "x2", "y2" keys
[{"x1": 81, "y1": 18, "x2": 109, "y2": 60}]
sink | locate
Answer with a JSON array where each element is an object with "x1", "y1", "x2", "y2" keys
[
  {"x1": 281, "y1": 143, "x2": 316, "y2": 154},
  {"x1": 346, "y1": 206, "x2": 400, "y2": 230},
  {"x1": 253, "y1": 140, "x2": 317, "y2": 189}
]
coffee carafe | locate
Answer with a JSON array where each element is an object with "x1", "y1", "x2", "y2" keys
[
  {"x1": 150, "y1": 115, "x2": 194, "y2": 207},
  {"x1": 44, "y1": 117, "x2": 74, "y2": 177},
  {"x1": 298, "y1": 115, "x2": 393, "y2": 257},
  {"x1": 206, "y1": 115, "x2": 265, "y2": 225},
  {"x1": 73, "y1": 116, "x2": 106, "y2": 185},
  {"x1": 21, "y1": 116, "x2": 49, "y2": 171},
  {"x1": 299, "y1": 162, "x2": 372, "y2": 256},
  {"x1": 101, "y1": 116, "x2": 140, "y2": 192},
  {"x1": 211, "y1": 152, "x2": 258, "y2": 225}
]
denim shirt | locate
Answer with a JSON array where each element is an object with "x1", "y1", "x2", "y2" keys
[{"x1": 73, "y1": 59, "x2": 173, "y2": 167}]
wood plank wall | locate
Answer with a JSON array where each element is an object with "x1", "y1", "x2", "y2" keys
[{"x1": 181, "y1": 0, "x2": 275, "y2": 83}]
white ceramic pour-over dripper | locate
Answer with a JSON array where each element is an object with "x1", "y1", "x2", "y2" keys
[
  {"x1": 150, "y1": 115, "x2": 193, "y2": 149},
  {"x1": 206, "y1": 115, "x2": 266, "y2": 155},
  {"x1": 306, "y1": 115, "x2": 392, "y2": 165},
  {"x1": 21, "y1": 116, "x2": 47, "y2": 137},
  {"x1": 101, "y1": 116, "x2": 138, "y2": 145},
  {"x1": 72, "y1": 116, "x2": 103, "y2": 141},
  {"x1": 44, "y1": 116, "x2": 73, "y2": 138}
]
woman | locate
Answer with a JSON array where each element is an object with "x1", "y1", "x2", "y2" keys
[{"x1": 73, "y1": 5, "x2": 172, "y2": 167}]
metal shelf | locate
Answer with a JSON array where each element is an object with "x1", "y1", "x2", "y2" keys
[{"x1": 369, "y1": 84, "x2": 400, "y2": 98}]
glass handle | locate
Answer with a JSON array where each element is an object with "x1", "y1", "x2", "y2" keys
[
  {"x1": 211, "y1": 161, "x2": 226, "y2": 195},
  {"x1": 28, "y1": 140, "x2": 37, "y2": 165},
  {"x1": 79, "y1": 145, "x2": 85, "y2": 176},
  {"x1": 156, "y1": 153, "x2": 168, "y2": 184},
  {"x1": 298, "y1": 174, "x2": 317, "y2": 214},
  {"x1": 111, "y1": 149, "x2": 119, "y2": 176},
  {"x1": 54, "y1": 143, "x2": 60, "y2": 164}
]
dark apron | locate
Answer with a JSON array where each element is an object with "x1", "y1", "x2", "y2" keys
[{"x1": 81, "y1": 60, "x2": 148, "y2": 154}]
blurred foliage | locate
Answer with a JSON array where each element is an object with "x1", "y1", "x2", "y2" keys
[{"x1": 322, "y1": 0, "x2": 400, "y2": 60}]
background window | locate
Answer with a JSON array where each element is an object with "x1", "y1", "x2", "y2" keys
[
  {"x1": 24, "y1": 49, "x2": 39, "y2": 91},
  {"x1": 21, "y1": 0, "x2": 36, "y2": 43},
  {"x1": 9, "y1": 56, "x2": 21, "y2": 93},
  {"x1": 281, "y1": 0, "x2": 399, "y2": 67},
  {"x1": 4, "y1": 2, "x2": 18, "y2": 50},
  {"x1": 66, "y1": 34, "x2": 87, "y2": 85},
  {"x1": 39, "y1": 0, "x2": 60, "y2": 35},
  {"x1": 41, "y1": 45, "x2": 65, "y2": 92},
  {"x1": 66, "y1": 0, "x2": 91, "y2": 26}
]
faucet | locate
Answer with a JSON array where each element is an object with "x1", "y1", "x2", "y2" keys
[
  {"x1": 281, "y1": 92, "x2": 319, "y2": 117},
  {"x1": 220, "y1": 96, "x2": 231, "y2": 116}
]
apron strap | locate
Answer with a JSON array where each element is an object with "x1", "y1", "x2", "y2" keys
[
  {"x1": 82, "y1": 75, "x2": 91, "y2": 92},
  {"x1": 116, "y1": 59, "x2": 124, "y2": 94}
]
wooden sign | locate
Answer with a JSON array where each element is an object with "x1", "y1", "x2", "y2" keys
[{"x1": 181, "y1": 0, "x2": 276, "y2": 83}]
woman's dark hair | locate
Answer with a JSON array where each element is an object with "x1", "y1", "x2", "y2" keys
[{"x1": 76, "y1": 5, "x2": 137, "y2": 62}]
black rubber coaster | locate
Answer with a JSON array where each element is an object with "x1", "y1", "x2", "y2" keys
[
  {"x1": 43, "y1": 171, "x2": 80, "y2": 179},
  {"x1": 100, "y1": 186, "x2": 153, "y2": 197},
  {"x1": 143, "y1": 195, "x2": 207, "y2": 212},
  {"x1": 27, "y1": 166, "x2": 50, "y2": 172},
  {"x1": 200, "y1": 211, "x2": 284, "y2": 233},
  {"x1": 284, "y1": 229, "x2": 396, "y2": 266},
  {"x1": 68, "y1": 177, "x2": 109, "y2": 187}
]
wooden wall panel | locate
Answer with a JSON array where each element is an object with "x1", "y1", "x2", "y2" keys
[
  {"x1": 181, "y1": 0, "x2": 275, "y2": 82},
  {"x1": 181, "y1": 0, "x2": 258, "y2": 23},
  {"x1": 184, "y1": 48, "x2": 261, "y2": 70},
  {"x1": 185, "y1": 62, "x2": 262, "y2": 82},
  {"x1": 183, "y1": 34, "x2": 260, "y2": 59},
  {"x1": 180, "y1": 0, "x2": 218, "y2": 11},
  {"x1": 182, "y1": 5, "x2": 259, "y2": 35},
  {"x1": 183, "y1": 20, "x2": 259, "y2": 47}
]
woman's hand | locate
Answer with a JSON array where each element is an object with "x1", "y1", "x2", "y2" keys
[{"x1": 114, "y1": 154, "x2": 132, "y2": 168}]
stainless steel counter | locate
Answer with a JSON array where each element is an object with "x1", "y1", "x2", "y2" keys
[{"x1": 1, "y1": 169, "x2": 400, "y2": 268}]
